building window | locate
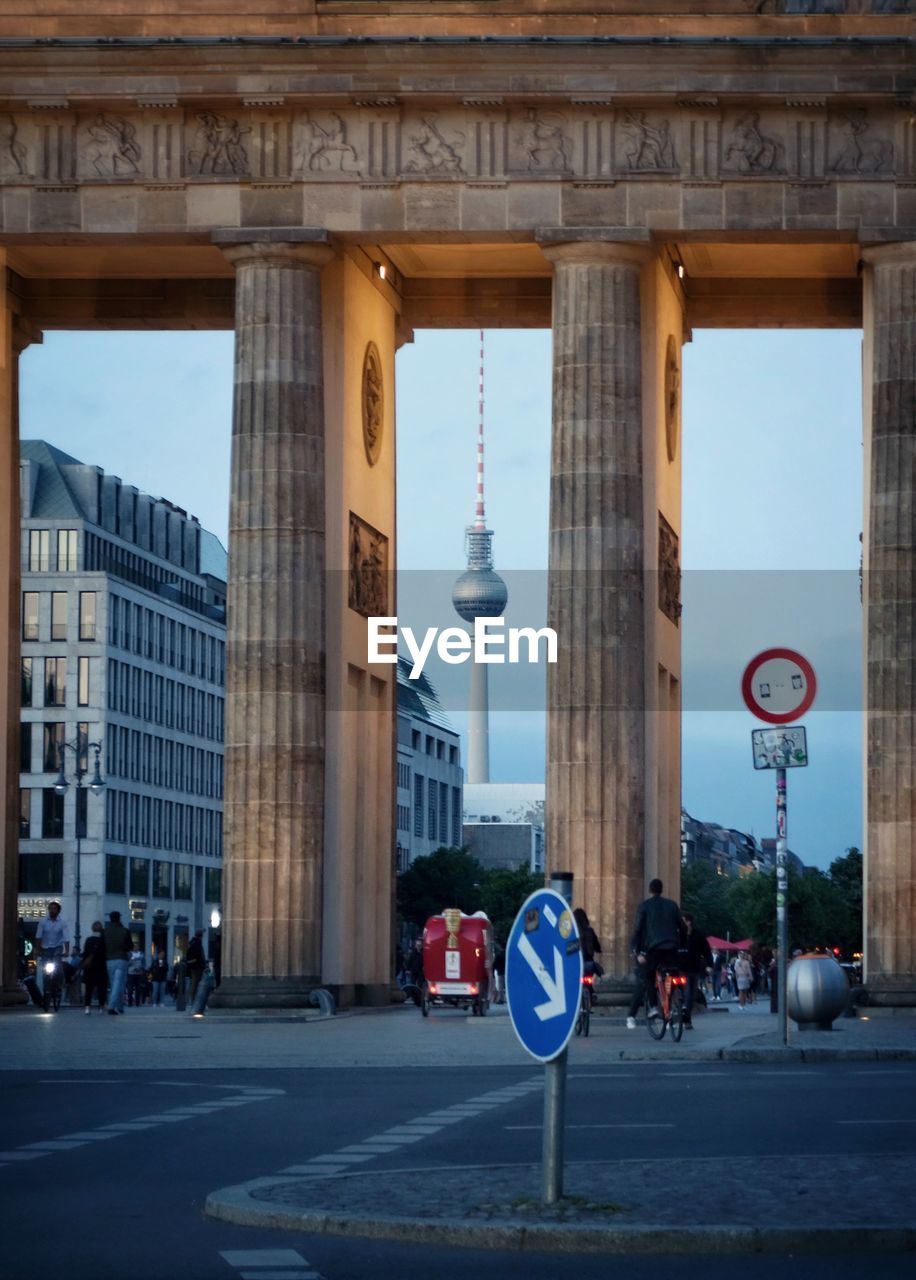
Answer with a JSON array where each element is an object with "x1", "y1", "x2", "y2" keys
[
  {"x1": 153, "y1": 860, "x2": 172, "y2": 898},
  {"x1": 22, "y1": 592, "x2": 39, "y2": 641},
  {"x1": 19, "y1": 789, "x2": 30, "y2": 838},
  {"x1": 106, "y1": 854, "x2": 126, "y2": 895},
  {"x1": 57, "y1": 529, "x2": 78, "y2": 572},
  {"x1": 19, "y1": 852, "x2": 62, "y2": 893},
  {"x1": 205, "y1": 867, "x2": 222, "y2": 903},
  {"x1": 41, "y1": 788, "x2": 64, "y2": 839},
  {"x1": 79, "y1": 592, "x2": 97, "y2": 641},
  {"x1": 44, "y1": 658, "x2": 66, "y2": 707},
  {"x1": 426, "y1": 735, "x2": 434, "y2": 756},
  {"x1": 397, "y1": 804, "x2": 410, "y2": 833},
  {"x1": 21, "y1": 658, "x2": 33, "y2": 708},
  {"x1": 449, "y1": 745, "x2": 458, "y2": 766},
  {"x1": 43, "y1": 722, "x2": 65, "y2": 773},
  {"x1": 129, "y1": 857, "x2": 150, "y2": 896},
  {"x1": 77, "y1": 657, "x2": 91, "y2": 707},
  {"x1": 452, "y1": 786, "x2": 462, "y2": 847},
  {"x1": 51, "y1": 591, "x2": 68, "y2": 641},
  {"x1": 175, "y1": 864, "x2": 192, "y2": 900},
  {"x1": 28, "y1": 529, "x2": 50, "y2": 572},
  {"x1": 428, "y1": 779, "x2": 438, "y2": 841},
  {"x1": 439, "y1": 785, "x2": 448, "y2": 845},
  {"x1": 437, "y1": 740, "x2": 445, "y2": 760},
  {"x1": 414, "y1": 774, "x2": 424, "y2": 837},
  {"x1": 20, "y1": 723, "x2": 32, "y2": 773}
]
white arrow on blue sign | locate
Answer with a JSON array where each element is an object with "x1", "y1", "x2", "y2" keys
[{"x1": 506, "y1": 888, "x2": 584, "y2": 1063}]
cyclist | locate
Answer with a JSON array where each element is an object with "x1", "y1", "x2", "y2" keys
[
  {"x1": 625, "y1": 879, "x2": 683, "y2": 1030},
  {"x1": 35, "y1": 900, "x2": 70, "y2": 1002},
  {"x1": 573, "y1": 908, "x2": 604, "y2": 980}
]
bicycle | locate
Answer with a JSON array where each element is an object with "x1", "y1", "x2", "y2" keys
[
  {"x1": 645, "y1": 964, "x2": 687, "y2": 1042},
  {"x1": 40, "y1": 950, "x2": 64, "y2": 1013},
  {"x1": 575, "y1": 972, "x2": 594, "y2": 1037}
]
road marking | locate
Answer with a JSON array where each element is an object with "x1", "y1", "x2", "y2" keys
[
  {"x1": 569, "y1": 1073, "x2": 638, "y2": 1079},
  {"x1": 307, "y1": 1153, "x2": 376, "y2": 1164},
  {"x1": 338, "y1": 1143, "x2": 403, "y2": 1154},
  {"x1": 660, "y1": 1072, "x2": 728, "y2": 1078},
  {"x1": 753, "y1": 1071, "x2": 814, "y2": 1076},
  {"x1": 837, "y1": 1119, "x2": 916, "y2": 1125},
  {"x1": 0, "y1": 1089, "x2": 284, "y2": 1171},
  {"x1": 20, "y1": 1140, "x2": 87, "y2": 1151},
  {"x1": 220, "y1": 1247, "x2": 322, "y2": 1279},
  {"x1": 279, "y1": 1165, "x2": 347, "y2": 1176},
  {"x1": 505, "y1": 1123, "x2": 676, "y2": 1131}
]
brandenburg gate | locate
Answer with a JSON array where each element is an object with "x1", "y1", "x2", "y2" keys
[{"x1": 0, "y1": 3, "x2": 913, "y2": 1006}]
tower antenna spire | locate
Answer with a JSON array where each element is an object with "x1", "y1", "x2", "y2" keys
[{"x1": 452, "y1": 330, "x2": 508, "y2": 784}]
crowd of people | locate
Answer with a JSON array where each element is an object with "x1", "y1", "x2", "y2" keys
[{"x1": 23, "y1": 901, "x2": 212, "y2": 1014}]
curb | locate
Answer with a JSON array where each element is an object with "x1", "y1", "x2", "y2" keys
[{"x1": 204, "y1": 1186, "x2": 916, "y2": 1256}]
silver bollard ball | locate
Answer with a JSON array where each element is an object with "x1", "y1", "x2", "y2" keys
[{"x1": 787, "y1": 953, "x2": 849, "y2": 1030}]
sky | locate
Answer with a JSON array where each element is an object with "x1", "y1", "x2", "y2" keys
[{"x1": 20, "y1": 323, "x2": 865, "y2": 870}]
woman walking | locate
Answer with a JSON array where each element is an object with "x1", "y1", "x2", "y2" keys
[
  {"x1": 734, "y1": 951, "x2": 754, "y2": 1009},
  {"x1": 81, "y1": 921, "x2": 108, "y2": 1014}
]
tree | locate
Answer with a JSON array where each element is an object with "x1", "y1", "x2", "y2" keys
[
  {"x1": 828, "y1": 847, "x2": 863, "y2": 955},
  {"x1": 478, "y1": 864, "x2": 543, "y2": 946},
  {"x1": 680, "y1": 860, "x2": 738, "y2": 939},
  {"x1": 396, "y1": 847, "x2": 484, "y2": 928}
]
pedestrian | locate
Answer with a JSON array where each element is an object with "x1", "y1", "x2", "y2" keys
[
  {"x1": 493, "y1": 944, "x2": 506, "y2": 1004},
  {"x1": 81, "y1": 921, "x2": 108, "y2": 1014},
  {"x1": 184, "y1": 929, "x2": 207, "y2": 1003},
  {"x1": 149, "y1": 950, "x2": 169, "y2": 1007},
  {"x1": 680, "y1": 912, "x2": 712, "y2": 1030},
  {"x1": 711, "y1": 950, "x2": 725, "y2": 1000},
  {"x1": 573, "y1": 908, "x2": 604, "y2": 979},
  {"x1": 103, "y1": 910, "x2": 133, "y2": 1015},
  {"x1": 734, "y1": 950, "x2": 754, "y2": 1009},
  {"x1": 127, "y1": 946, "x2": 147, "y2": 1006},
  {"x1": 626, "y1": 878, "x2": 683, "y2": 1030}
]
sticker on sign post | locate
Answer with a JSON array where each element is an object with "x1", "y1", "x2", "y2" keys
[
  {"x1": 752, "y1": 726, "x2": 808, "y2": 770},
  {"x1": 741, "y1": 648, "x2": 816, "y2": 725}
]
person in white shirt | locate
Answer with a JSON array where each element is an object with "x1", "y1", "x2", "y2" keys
[{"x1": 35, "y1": 901, "x2": 70, "y2": 957}]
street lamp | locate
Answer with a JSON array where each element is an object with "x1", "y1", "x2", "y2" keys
[{"x1": 54, "y1": 737, "x2": 104, "y2": 954}]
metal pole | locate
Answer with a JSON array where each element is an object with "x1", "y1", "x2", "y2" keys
[
  {"x1": 776, "y1": 767, "x2": 788, "y2": 1046},
  {"x1": 542, "y1": 1047, "x2": 567, "y2": 1204},
  {"x1": 74, "y1": 778, "x2": 82, "y2": 955},
  {"x1": 542, "y1": 869, "x2": 573, "y2": 1205}
]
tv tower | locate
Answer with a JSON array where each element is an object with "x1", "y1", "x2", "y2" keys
[{"x1": 451, "y1": 330, "x2": 508, "y2": 784}]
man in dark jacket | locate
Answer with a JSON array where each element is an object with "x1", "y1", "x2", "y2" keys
[
  {"x1": 185, "y1": 930, "x2": 207, "y2": 1002},
  {"x1": 626, "y1": 879, "x2": 683, "y2": 1028},
  {"x1": 103, "y1": 910, "x2": 134, "y2": 1015}
]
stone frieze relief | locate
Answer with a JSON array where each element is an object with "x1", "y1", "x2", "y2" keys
[{"x1": 0, "y1": 104, "x2": 907, "y2": 184}]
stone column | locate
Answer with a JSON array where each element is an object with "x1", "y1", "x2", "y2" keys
[
  {"x1": 543, "y1": 240, "x2": 652, "y2": 979},
  {"x1": 0, "y1": 280, "x2": 41, "y2": 1003},
  {"x1": 862, "y1": 241, "x2": 916, "y2": 1004},
  {"x1": 215, "y1": 234, "x2": 334, "y2": 1006}
]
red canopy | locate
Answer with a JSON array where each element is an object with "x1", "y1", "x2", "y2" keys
[{"x1": 707, "y1": 936, "x2": 754, "y2": 951}]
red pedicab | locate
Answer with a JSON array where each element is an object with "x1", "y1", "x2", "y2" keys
[{"x1": 421, "y1": 908, "x2": 493, "y2": 1018}]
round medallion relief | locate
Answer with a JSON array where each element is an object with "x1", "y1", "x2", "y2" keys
[
  {"x1": 664, "y1": 334, "x2": 680, "y2": 464},
  {"x1": 362, "y1": 341, "x2": 383, "y2": 466}
]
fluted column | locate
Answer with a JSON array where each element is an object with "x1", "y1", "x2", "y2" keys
[
  {"x1": 862, "y1": 241, "x2": 916, "y2": 1003},
  {"x1": 216, "y1": 237, "x2": 334, "y2": 1006},
  {"x1": 544, "y1": 240, "x2": 652, "y2": 979}
]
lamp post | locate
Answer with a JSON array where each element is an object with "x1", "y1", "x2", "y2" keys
[{"x1": 54, "y1": 737, "x2": 105, "y2": 955}]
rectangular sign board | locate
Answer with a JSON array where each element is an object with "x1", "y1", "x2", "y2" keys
[{"x1": 752, "y1": 725, "x2": 808, "y2": 770}]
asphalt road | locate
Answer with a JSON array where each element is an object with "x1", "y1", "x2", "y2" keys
[{"x1": 1, "y1": 1061, "x2": 914, "y2": 1279}]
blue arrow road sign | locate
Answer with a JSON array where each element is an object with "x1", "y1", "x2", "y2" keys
[{"x1": 506, "y1": 888, "x2": 583, "y2": 1063}]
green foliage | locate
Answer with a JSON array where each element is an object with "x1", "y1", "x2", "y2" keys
[
  {"x1": 477, "y1": 864, "x2": 543, "y2": 946},
  {"x1": 396, "y1": 846, "x2": 484, "y2": 928},
  {"x1": 681, "y1": 846, "x2": 864, "y2": 956},
  {"x1": 680, "y1": 861, "x2": 735, "y2": 937}
]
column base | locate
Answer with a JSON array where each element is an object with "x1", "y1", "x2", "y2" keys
[
  {"x1": 209, "y1": 976, "x2": 323, "y2": 1010},
  {"x1": 594, "y1": 976, "x2": 640, "y2": 1007},
  {"x1": 326, "y1": 983, "x2": 392, "y2": 1010},
  {"x1": 863, "y1": 985, "x2": 916, "y2": 1009}
]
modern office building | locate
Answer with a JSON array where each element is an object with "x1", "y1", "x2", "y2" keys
[
  {"x1": 463, "y1": 782, "x2": 545, "y2": 875},
  {"x1": 395, "y1": 657, "x2": 463, "y2": 871},
  {"x1": 17, "y1": 440, "x2": 226, "y2": 965}
]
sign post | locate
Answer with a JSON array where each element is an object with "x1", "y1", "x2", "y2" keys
[
  {"x1": 742, "y1": 648, "x2": 816, "y2": 1048},
  {"x1": 505, "y1": 874, "x2": 582, "y2": 1205}
]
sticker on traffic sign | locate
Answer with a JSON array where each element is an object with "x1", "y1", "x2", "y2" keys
[
  {"x1": 752, "y1": 726, "x2": 808, "y2": 770},
  {"x1": 741, "y1": 648, "x2": 816, "y2": 725},
  {"x1": 505, "y1": 888, "x2": 583, "y2": 1063}
]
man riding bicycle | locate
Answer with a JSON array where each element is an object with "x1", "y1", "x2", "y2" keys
[
  {"x1": 35, "y1": 900, "x2": 70, "y2": 1002},
  {"x1": 626, "y1": 879, "x2": 683, "y2": 1030}
]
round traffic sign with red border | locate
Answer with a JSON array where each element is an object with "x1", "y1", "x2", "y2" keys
[{"x1": 741, "y1": 648, "x2": 817, "y2": 725}]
